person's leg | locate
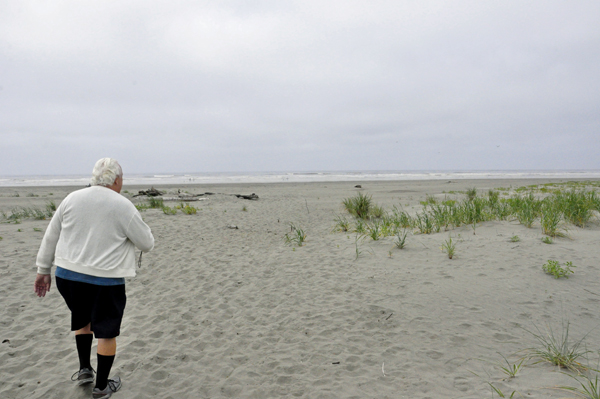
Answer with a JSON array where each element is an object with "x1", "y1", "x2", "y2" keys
[
  {"x1": 56, "y1": 277, "x2": 95, "y2": 384},
  {"x1": 95, "y1": 338, "x2": 117, "y2": 390},
  {"x1": 75, "y1": 324, "x2": 93, "y2": 370},
  {"x1": 97, "y1": 338, "x2": 116, "y2": 356},
  {"x1": 92, "y1": 284, "x2": 125, "y2": 393}
]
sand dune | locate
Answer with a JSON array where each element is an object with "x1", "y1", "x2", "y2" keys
[{"x1": 1, "y1": 179, "x2": 600, "y2": 398}]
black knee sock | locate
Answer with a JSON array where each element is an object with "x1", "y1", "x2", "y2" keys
[
  {"x1": 75, "y1": 334, "x2": 93, "y2": 370},
  {"x1": 95, "y1": 354, "x2": 115, "y2": 391}
]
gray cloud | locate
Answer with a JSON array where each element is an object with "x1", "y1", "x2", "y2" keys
[{"x1": 1, "y1": 1, "x2": 599, "y2": 175}]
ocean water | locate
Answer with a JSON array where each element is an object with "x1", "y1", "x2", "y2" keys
[{"x1": 1, "y1": 170, "x2": 600, "y2": 187}]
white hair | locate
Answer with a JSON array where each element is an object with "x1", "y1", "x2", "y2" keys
[{"x1": 90, "y1": 158, "x2": 122, "y2": 186}]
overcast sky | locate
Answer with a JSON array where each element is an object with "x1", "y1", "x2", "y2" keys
[{"x1": 1, "y1": 1, "x2": 599, "y2": 176}]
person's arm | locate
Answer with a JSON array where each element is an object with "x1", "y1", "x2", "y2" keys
[
  {"x1": 34, "y1": 201, "x2": 64, "y2": 296},
  {"x1": 36, "y1": 203, "x2": 63, "y2": 274},
  {"x1": 126, "y1": 211, "x2": 154, "y2": 252}
]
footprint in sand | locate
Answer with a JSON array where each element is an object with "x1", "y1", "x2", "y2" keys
[
  {"x1": 493, "y1": 332, "x2": 518, "y2": 342},
  {"x1": 451, "y1": 335, "x2": 468, "y2": 346},
  {"x1": 425, "y1": 350, "x2": 443, "y2": 360},
  {"x1": 454, "y1": 376, "x2": 471, "y2": 392}
]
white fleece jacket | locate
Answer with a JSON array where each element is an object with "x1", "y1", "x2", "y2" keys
[{"x1": 36, "y1": 186, "x2": 154, "y2": 278}]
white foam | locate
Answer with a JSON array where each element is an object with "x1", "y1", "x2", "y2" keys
[{"x1": 1, "y1": 170, "x2": 600, "y2": 187}]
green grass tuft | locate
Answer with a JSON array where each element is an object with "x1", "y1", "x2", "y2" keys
[
  {"x1": 394, "y1": 230, "x2": 408, "y2": 249},
  {"x1": 496, "y1": 353, "x2": 525, "y2": 379},
  {"x1": 180, "y1": 203, "x2": 197, "y2": 215},
  {"x1": 560, "y1": 372, "x2": 600, "y2": 399},
  {"x1": 135, "y1": 203, "x2": 149, "y2": 212},
  {"x1": 415, "y1": 212, "x2": 434, "y2": 234},
  {"x1": 284, "y1": 223, "x2": 307, "y2": 247},
  {"x1": 441, "y1": 235, "x2": 456, "y2": 259},
  {"x1": 343, "y1": 193, "x2": 373, "y2": 219},
  {"x1": 148, "y1": 197, "x2": 164, "y2": 209},
  {"x1": 367, "y1": 221, "x2": 381, "y2": 241},
  {"x1": 332, "y1": 215, "x2": 350, "y2": 232},
  {"x1": 525, "y1": 320, "x2": 589, "y2": 371},
  {"x1": 543, "y1": 260, "x2": 575, "y2": 278},
  {"x1": 162, "y1": 206, "x2": 178, "y2": 215},
  {"x1": 46, "y1": 200, "x2": 57, "y2": 213},
  {"x1": 354, "y1": 219, "x2": 366, "y2": 234},
  {"x1": 353, "y1": 234, "x2": 364, "y2": 260},
  {"x1": 488, "y1": 383, "x2": 517, "y2": 398}
]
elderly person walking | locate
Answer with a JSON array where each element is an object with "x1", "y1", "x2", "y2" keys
[{"x1": 34, "y1": 158, "x2": 154, "y2": 399}]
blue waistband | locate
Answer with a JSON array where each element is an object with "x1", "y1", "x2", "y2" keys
[{"x1": 55, "y1": 267, "x2": 125, "y2": 286}]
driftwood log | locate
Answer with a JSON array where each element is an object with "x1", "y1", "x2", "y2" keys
[
  {"x1": 162, "y1": 197, "x2": 207, "y2": 202},
  {"x1": 235, "y1": 193, "x2": 259, "y2": 200},
  {"x1": 133, "y1": 187, "x2": 164, "y2": 197},
  {"x1": 195, "y1": 192, "x2": 258, "y2": 200},
  {"x1": 134, "y1": 189, "x2": 259, "y2": 201}
]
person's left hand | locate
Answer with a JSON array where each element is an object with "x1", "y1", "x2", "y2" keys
[{"x1": 34, "y1": 274, "x2": 51, "y2": 297}]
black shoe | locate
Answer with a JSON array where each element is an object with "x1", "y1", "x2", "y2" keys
[
  {"x1": 71, "y1": 367, "x2": 94, "y2": 386},
  {"x1": 92, "y1": 376, "x2": 122, "y2": 399}
]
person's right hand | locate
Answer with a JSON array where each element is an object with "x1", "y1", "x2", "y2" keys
[{"x1": 34, "y1": 273, "x2": 52, "y2": 297}]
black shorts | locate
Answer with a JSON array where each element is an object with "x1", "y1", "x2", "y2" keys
[{"x1": 56, "y1": 277, "x2": 127, "y2": 339}]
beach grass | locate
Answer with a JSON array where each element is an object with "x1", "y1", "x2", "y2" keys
[
  {"x1": 353, "y1": 234, "x2": 365, "y2": 260},
  {"x1": 135, "y1": 203, "x2": 149, "y2": 212},
  {"x1": 284, "y1": 223, "x2": 307, "y2": 247},
  {"x1": 466, "y1": 187, "x2": 477, "y2": 201},
  {"x1": 46, "y1": 200, "x2": 56, "y2": 212},
  {"x1": 391, "y1": 206, "x2": 412, "y2": 228},
  {"x1": 367, "y1": 220, "x2": 381, "y2": 241},
  {"x1": 540, "y1": 202, "x2": 565, "y2": 238},
  {"x1": 488, "y1": 383, "x2": 517, "y2": 398},
  {"x1": 332, "y1": 215, "x2": 350, "y2": 232},
  {"x1": 370, "y1": 204, "x2": 385, "y2": 219},
  {"x1": 162, "y1": 205, "x2": 178, "y2": 215},
  {"x1": 394, "y1": 230, "x2": 408, "y2": 249},
  {"x1": 525, "y1": 320, "x2": 589, "y2": 371},
  {"x1": 354, "y1": 219, "x2": 367, "y2": 234},
  {"x1": 496, "y1": 353, "x2": 525, "y2": 379},
  {"x1": 542, "y1": 236, "x2": 553, "y2": 244},
  {"x1": 415, "y1": 212, "x2": 434, "y2": 234},
  {"x1": 556, "y1": 190, "x2": 597, "y2": 228},
  {"x1": 148, "y1": 197, "x2": 164, "y2": 209},
  {"x1": 343, "y1": 192, "x2": 374, "y2": 219},
  {"x1": 560, "y1": 372, "x2": 600, "y2": 399},
  {"x1": 441, "y1": 235, "x2": 456, "y2": 259},
  {"x1": 179, "y1": 203, "x2": 197, "y2": 215},
  {"x1": 1, "y1": 206, "x2": 53, "y2": 223},
  {"x1": 512, "y1": 193, "x2": 539, "y2": 228},
  {"x1": 335, "y1": 185, "x2": 600, "y2": 244}
]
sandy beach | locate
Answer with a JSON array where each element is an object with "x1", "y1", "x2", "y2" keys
[{"x1": 2, "y1": 178, "x2": 600, "y2": 398}]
